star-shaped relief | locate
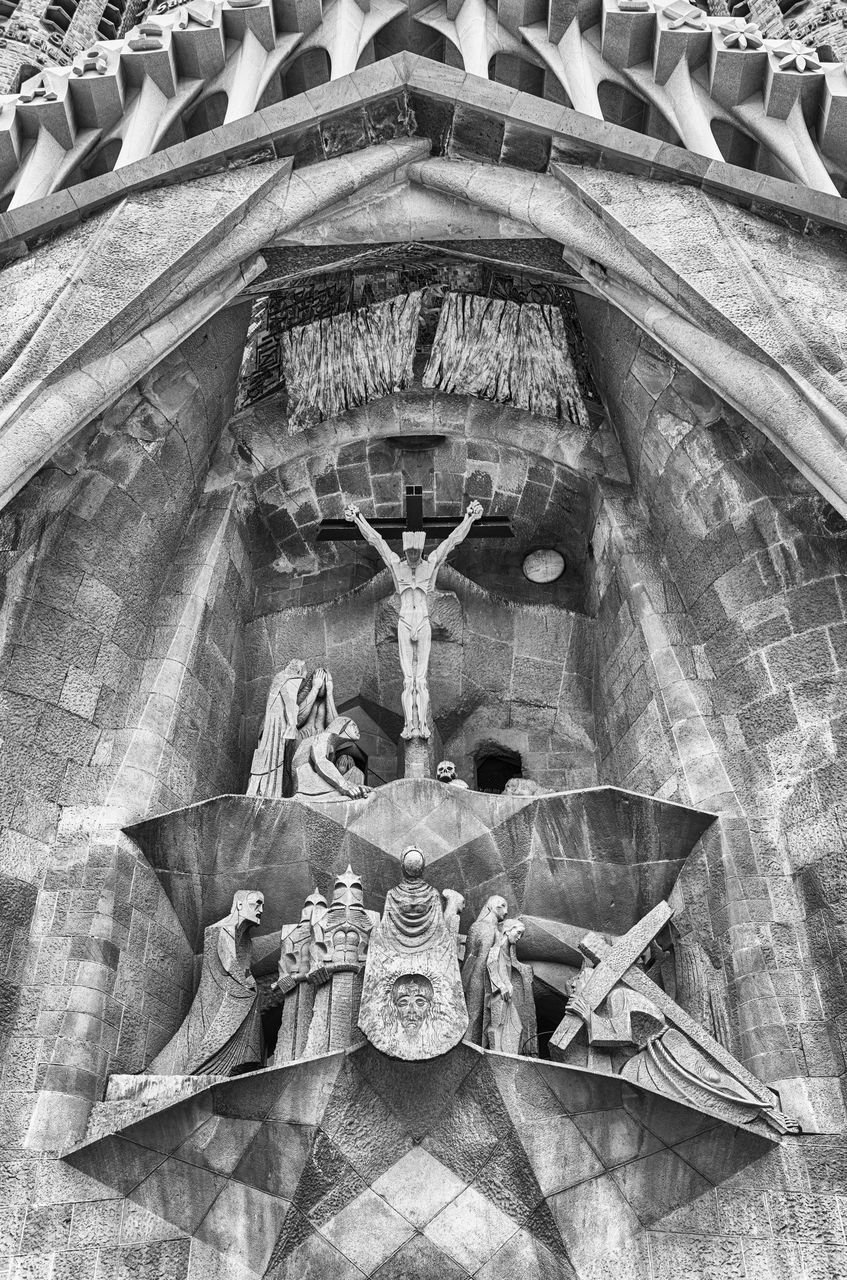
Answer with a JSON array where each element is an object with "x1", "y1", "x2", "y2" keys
[
  {"x1": 717, "y1": 17, "x2": 764, "y2": 49},
  {"x1": 772, "y1": 37, "x2": 822, "y2": 71}
]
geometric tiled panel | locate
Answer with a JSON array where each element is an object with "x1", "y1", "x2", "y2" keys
[{"x1": 65, "y1": 1042, "x2": 770, "y2": 1278}]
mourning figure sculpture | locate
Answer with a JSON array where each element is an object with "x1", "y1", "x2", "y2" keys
[
  {"x1": 461, "y1": 894, "x2": 508, "y2": 1043},
  {"x1": 485, "y1": 918, "x2": 537, "y2": 1055},
  {"x1": 344, "y1": 500, "x2": 483, "y2": 740},
  {"x1": 247, "y1": 662, "x2": 338, "y2": 798},
  {"x1": 336, "y1": 753, "x2": 366, "y2": 790},
  {"x1": 149, "y1": 890, "x2": 265, "y2": 1076},
  {"x1": 359, "y1": 847, "x2": 468, "y2": 1059},
  {"x1": 292, "y1": 715, "x2": 372, "y2": 800}
]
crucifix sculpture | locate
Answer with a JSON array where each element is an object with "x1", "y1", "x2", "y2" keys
[{"x1": 318, "y1": 487, "x2": 512, "y2": 746}]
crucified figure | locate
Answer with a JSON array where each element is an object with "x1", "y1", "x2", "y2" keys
[{"x1": 344, "y1": 499, "x2": 484, "y2": 739}]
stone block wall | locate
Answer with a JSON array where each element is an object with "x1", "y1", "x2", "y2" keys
[
  {"x1": 581, "y1": 295, "x2": 847, "y2": 1121},
  {"x1": 0, "y1": 307, "x2": 251, "y2": 1156}
]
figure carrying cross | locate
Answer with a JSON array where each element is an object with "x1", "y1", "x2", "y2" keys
[{"x1": 343, "y1": 498, "x2": 484, "y2": 740}]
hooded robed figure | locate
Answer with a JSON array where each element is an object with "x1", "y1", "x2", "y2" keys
[
  {"x1": 461, "y1": 894, "x2": 508, "y2": 1044},
  {"x1": 247, "y1": 662, "x2": 338, "y2": 798},
  {"x1": 358, "y1": 847, "x2": 468, "y2": 1060},
  {"x1": 149, "y1": 890, "x2": 266, "y2": 1077}
]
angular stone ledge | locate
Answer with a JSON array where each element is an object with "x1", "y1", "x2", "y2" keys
[
  {"x1": 2, "y1": 53, "x2": 846, "y2": 263},
  {"x1": 64, "y1": 1043, "x2": 775, "y2": 1280},
  {"x1": 125, "y1": 781, "x2": 716, "y2": 951}
]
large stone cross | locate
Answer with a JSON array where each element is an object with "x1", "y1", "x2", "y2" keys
[{"x1": 317, "y1": 487, "x2": 513, "y2": 775}]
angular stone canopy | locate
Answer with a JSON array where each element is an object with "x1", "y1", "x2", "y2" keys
[{"x1": 127, "y1": 781, "x2": 716, "y2": 947}]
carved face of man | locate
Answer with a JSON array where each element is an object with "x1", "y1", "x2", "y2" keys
[
  {"x1": 237, "y1": 892, "x2": 264, "y2": 927},
  {"x1": 328, "y1": 716, "x2": 360, "y2": 744},
  {"x1": 392, "y1": 975, "x2": 433, "y2": 1035},
  {"x1": 436, "y1": 760, "x2": 456, "y2": 783},
  {"x1": 487, "y1": 895, "x2": 508, "y2": 922},
  {"x1": 402, "y1": 531, "x2": 425, "y2": 568},
  {"x1": 503, "y1": 918, "x2": 525, "y2": 946}
]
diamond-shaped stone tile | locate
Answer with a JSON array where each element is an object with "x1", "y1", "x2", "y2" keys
[
  {"x1": 371, "y1": 1147, "x2": 467, "y2": 1228},
  {"x1": 319, "y1": 1186, "x2": 416, "y2": 1275},
  {"x1": 371, "y1": 1233, "x2": 470, "y2": 1280},
  {"x1": 424, "y1": 1185, "x2": 519, "y2": 1272},
  {"x1": 266, "y1": 1226, "x2": 366, "y2": 1280},
  {"x1": 196, "y1": 1180, "x2": 291, "y2": 1275}
]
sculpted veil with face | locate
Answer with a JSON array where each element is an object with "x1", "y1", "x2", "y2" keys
[{"x1": 391, "y1": 974, "x2": 434, "y2": 1036}]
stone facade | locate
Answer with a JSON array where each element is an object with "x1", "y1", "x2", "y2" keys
[{"x1": 2, "y1": 45, "x2": 847, "y2": 1280}]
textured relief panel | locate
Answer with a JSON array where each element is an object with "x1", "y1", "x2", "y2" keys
[
  {"x1": 423, "y1": 293, "x2": 591, "y2": 429},
  {"x1": 281, "y1": 294, "x2": 422, "y2": 432}
]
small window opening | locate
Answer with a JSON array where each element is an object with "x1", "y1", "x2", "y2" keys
[{"x1": 475, "y1": 746, "x2": 522, "y2": 794}]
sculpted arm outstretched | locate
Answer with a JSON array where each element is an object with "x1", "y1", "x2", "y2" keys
[
  {"x1": 344, "y1": 504, "x2": 400, "y2": 568},
  {"x1": 428, "y1": 501, "x2": 483, "y2": 569}
]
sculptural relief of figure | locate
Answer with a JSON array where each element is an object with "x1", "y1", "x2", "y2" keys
[
  {"x1": 461, "y1": 895, "x2": 508, "y2": 1043},
  {"x1": 485, "y1": 918, "x2": 536, "y2": 1056},
  {"x1": 566, "y1": 964, "x2": 665, "y2": 1051},
  {"x1": 563, "y1": 956, "x2": 791, "y2": 1130},
  {"x1": 149, "y1": 890, "x2": 265, "y2": 1077},
  {"x1": 671, "y1": 931, "x2": 732, "y2": 1049},
  {"x1": 247, "y1": 662, "x2": 338, "y2": 798},
  {"x1": 292, "y1": 716, "x2": 372, "y2": 801},
  {"x1": 277, "y1": 889, "x2": 328, "y2": 992},
  {"x1": 344, "y1": 500, "x2": 483, "y2": 739},
  {"x1": 335, "y1": 753, "x2": 366, "y2": 791},
  {"x1": 359, "y1": 847, "x2": 468, "y2": 1059},
  {"x1": 391, "y1": 974, "x2": 434, "y2": 1040}
]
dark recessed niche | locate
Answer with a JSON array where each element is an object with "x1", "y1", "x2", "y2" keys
[
  {"x1": 475, "y1": 746, "x2": 522, "y2": 794},
  {"x1": 384, "y1": 434, "x2": 447, "y2": 451}
]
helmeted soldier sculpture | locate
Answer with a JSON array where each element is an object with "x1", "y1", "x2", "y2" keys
[
  {"x1": 344, "y1": 499, "x2": 484, "y2": 740},
  {"x1": 149, "y1": 890, "x2": 266, "y2": 1077}
]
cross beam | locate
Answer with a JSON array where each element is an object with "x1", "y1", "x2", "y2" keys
[{"x1": 317, "y1": 486, "x2": 513, "y2": 542}]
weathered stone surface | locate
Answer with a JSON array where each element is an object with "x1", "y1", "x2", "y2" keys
[{"x1": 125, "y1": 783, "x2": 715, "y2": 948}]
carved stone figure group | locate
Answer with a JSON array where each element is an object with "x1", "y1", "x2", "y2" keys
[
  {"x1": 461, "y1": 896, "x2": 536, "y2": 1055},
  {"x1": 139, "y1": 864, "x2": 796, "y2": 1137},
  {"x1": 247, "y1": 660, "x2": 370, "y2": 801}
]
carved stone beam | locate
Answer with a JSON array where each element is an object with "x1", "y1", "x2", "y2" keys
[
  {"x1": 581, "y1": 931, "x2": 778, "y2": 1113},
  {"x1": 549, "y1": 901, "x2": 673, "y2": 1055}
]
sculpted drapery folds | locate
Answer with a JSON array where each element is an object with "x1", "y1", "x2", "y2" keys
[
  {"x1": 149, "y1": 890, "x2": 265, "y2": 1077},
  {"x1": 247, "y1": 662, "x2": 338, "y2": 799},
  {"x1": 485, "y1": 918, "x2": 537, "y2": 1056},
  {"x1": 461, "y1": 894, "x2": 509, "y2": 1044},
  {"x1": 359, "y1": 847, "x2": 468, "y2": 1060},
  {"x1": 291, "y1": 715, "x2": 372, "y2": 801}
]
